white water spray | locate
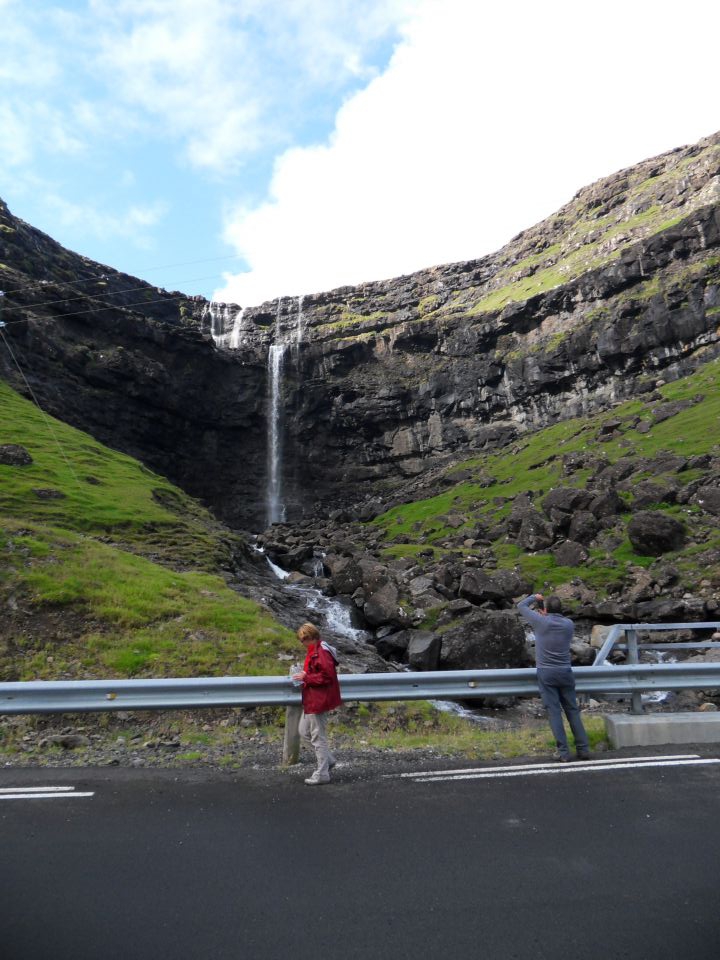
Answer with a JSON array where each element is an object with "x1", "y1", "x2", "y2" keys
[
  {"x1": 267, "y1": 342, "x2": 287, "y2": 525},
  {"x1": 229, "y1": 307, "x2": 246, "y2": 349},
  {"x1": 296, "y1": 294, "x2": 304, "y2": 350},
  {"x1": 205, "y1": 302, "x2": 244, "y2": 349},
  {"x1": 261, "y1": 550, "x2": 369, "y2": 644}
]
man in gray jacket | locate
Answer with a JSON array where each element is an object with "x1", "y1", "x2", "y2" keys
[{"x1": 517, "y1": 592, "x2": 590, "y2": 762}]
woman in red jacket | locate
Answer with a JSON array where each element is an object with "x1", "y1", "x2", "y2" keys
[{"x1": 292, "y1": 622, "x2": 342, "y2": 785}]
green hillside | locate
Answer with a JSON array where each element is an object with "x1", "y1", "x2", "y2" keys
[
  {"x1": 0, "y1": 380, "x2": 295, "y2": 682},
  {"x1": 371, "y1": 358, "x2": 720, "y2": 605}
]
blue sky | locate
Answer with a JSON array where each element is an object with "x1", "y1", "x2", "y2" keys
[{"x1": 2, "y1": 0, "x2": 719, "y2": 308}]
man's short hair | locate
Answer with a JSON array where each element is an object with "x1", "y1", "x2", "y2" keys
[{"x1": 545, "y1": 595, "x2": 563, "y2": 614}]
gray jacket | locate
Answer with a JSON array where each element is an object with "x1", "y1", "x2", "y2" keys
[{"x1": 517, "y1": 595, "x2": 574, "y2": 669}]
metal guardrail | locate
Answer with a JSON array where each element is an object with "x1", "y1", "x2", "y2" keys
[
  {"x1": 3, "y1": 662, "x2": 720, "y2": 716},
  {"x1": 592, "y1": 622, "x2": 720, "y2": 666},
  {"x1": 0, "y1": 622, "x2": 718, "y2": 717},
  {"x1": 593, "y1": 621, "x2": 720, "y2": 713}
]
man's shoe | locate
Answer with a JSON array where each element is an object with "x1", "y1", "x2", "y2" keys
[
  {"x1": 304, "y1": 775, "x2": 331, "y2": 785},
  {"x1": 552, "y1": 751, "x2": 571, "y2": 763},
  {"x1": 576, "y1": 751, "x2": 591, "y2": 761}
]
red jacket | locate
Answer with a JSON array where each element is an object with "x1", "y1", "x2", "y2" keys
[{"x1": 301, "y1": 641, "x2": 342, "y2": 714}]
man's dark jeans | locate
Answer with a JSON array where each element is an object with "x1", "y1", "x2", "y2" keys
[{"x1": 536, "y1": 667, "x2": 589, "y2": 759}]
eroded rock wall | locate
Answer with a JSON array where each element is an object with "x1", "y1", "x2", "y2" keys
[{"x1": 1, "y1": 132, "x2": 719, "y2": 529}]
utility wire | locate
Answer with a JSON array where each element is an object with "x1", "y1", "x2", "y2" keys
[
  {"x1": 0, "y1": 252, "x2": 245, "y2": 296},
  {"x1": 0, "y1": 291, "x2": 212, "y2": 329},
  {"x1": 0, "y1": 311, "x2": 84, "y2": 492},
  {"x1": 5, "y1": 270, "x2": 231, "y2": 314}
]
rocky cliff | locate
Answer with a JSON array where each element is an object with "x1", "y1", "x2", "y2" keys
[{"x1": 1, "y1": 131, "x2": 719, "y2": 530}]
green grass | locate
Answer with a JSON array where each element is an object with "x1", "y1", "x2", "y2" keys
[
  {"x1": 0, "y1": 380, "x2": 237, "y2": 569},
  {"x1": 0, "y1": 381, "x2": 297, "y2": 681},
  {"x1": 333, "y1": 701, "x2": 608, "y2": 758},
  {"x1": 370, "y1": 358, "x2": 720, "y2": 598}
]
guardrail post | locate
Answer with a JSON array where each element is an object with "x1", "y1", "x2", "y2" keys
[
  {"x1": 626, "y1": 628, "x2": 644, "y2": 715},
  {"x1": 282, "y1": 705, "x2": 302, "y2": 765}
]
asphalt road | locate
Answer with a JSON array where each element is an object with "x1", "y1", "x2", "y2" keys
[{"x1": 2, "y1": 753, "x2": 720, "y2": 960}]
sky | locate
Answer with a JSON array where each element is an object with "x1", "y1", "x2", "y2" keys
[{"x1": 1, "y1": 0, "x2": 719, "y2": 309}]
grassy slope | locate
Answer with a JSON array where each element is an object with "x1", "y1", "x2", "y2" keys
[
  {"x1": 0, "y1": 382, "x2": 611, "y2": 764},
  {"x1": 371, "y1": 358, "x2": 720, "y2": 601},
  {"x1": 0, "y1": 380, "x2": 295, "y2": 681}
]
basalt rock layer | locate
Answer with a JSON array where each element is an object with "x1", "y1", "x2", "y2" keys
[{"x1": 1, "y1": 132, "x2": 720, "y2": 529}]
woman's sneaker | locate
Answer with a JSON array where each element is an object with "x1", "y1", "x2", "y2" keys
[{"x1": 304, "y1": 773, "x2": 331, "y2": 785}]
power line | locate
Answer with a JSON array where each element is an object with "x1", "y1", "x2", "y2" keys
[
  {"x1": 0, "y1": 319, "x2": 84, "y2": 493},
  {"x1": 5, "y1": 270, "x2": 232, "y2": 314},
  {"x1": 0, "y1": 291, "x2": 207, "y2": 328},
  {"x1": 0, "y1": 252, "x2": 245, "y2": 296}
]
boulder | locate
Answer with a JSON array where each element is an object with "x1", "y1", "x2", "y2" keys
[
  {"x1": 517, "y1": 511, "x2": 555, "y2": 551},
  {"x1": 491, "y1": 568, "x2": 532, "y2": 600},
  {"x1": 0, "y1": 444, "x2": 33, "y2": 466},
  {"x1": 570, "y1": 640, "x2": 596, "y2": 665},
  {"x1": 407, "y1": 631, "x2": 441, "y2": 671},
  {"x1": 282, "y1": 543, "x2": 314, "y2": 569},
  {"x1": 693, "y1": 486, "x2": 720, "y2": 516},
  {"x1": 627, "y1": 511, "x2": 686, "y2": 556},
  {"x1": 567, "y1": 510, "x2": 598, "y2": 545},
  {"x1": 363, "y1": 581, "x2": 408, "y2": 628},
  {"x1": 407, "y1": 575, "x2": 435, "y2": 598},
  {"x1": 439, "y1": 610, "x2": 529, "y2": 670},
  {"x1": 457, "y1": 568, "x2": 529, "y2": 605},
  {"x1": 631, "y1": 480, "x2": 677, "y2": 509},
  {"x1": 32, "y1": 488, "x2": 66, "y2": 500},
  {"x1": 446, "y1": 599, "x2": 473, "y2": 616},
  {"x1": 634, "y1": 597, "x2": 691, "y2": 621},
  {"x1": 506, "y1": 494, "x2": 536, "y2": 536},
  {"x1": 542, "y1": 487, "x2": 592, "y2": 517},
  {"x1": 588, "y1": 488, "x2": 624, "y2": 518},
  {"x1": 551, "y1": 540, "x2": 589, "y2": 566},
  {"x1": 458, "y1": 570, "x2": 505, "y2": 604},
  {"x1": 374, "y1": 631, "x2": 410, "y2": 661},
  {"x1": 358, "y1": 558, "x2": 392, "y2": 595},
  {"x1": 626, "y1": 571, "x2": 657, "y2": 603},
  {"x1": 326, "y1": 555, "x2": 363, "y2": 594},
  {"x1": 590, "y1": 624, "x2": 613, "y2": 649}
]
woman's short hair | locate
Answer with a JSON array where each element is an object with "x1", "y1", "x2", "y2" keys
[{"x1": 297, "y1": 622, "x2": 320, "y2": 642}]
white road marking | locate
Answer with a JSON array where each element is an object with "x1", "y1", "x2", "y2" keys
[
  {"x1": 393, "y1": 754, "x2": 702, "y2": 780},
  {"x1": 0, "y1": 786, "x2": 75, "y2": 794},
  {"x1": 408, "y1": 758, "x2": 720, "y2": 783},
  {"x1": 0, "y1": 785, "x2": 94, "y2": 800}
]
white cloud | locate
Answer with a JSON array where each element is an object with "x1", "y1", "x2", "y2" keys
[
  {"x1": 0, "y1": 101, "x2": 85, "y2": 174},
  {"x1": 46, "y1": 195, "x2": 169, "y2": 248},
  {"x1": 89, "y1": 0, "x2": 411, "y2": 172},
  {"x1": 216, "y1": 0, "x2": 720, "y2": 307},
  {"x1": 1, "y1": 0, "x2": 410, "y2": 182},
  {"x1": 0, "y1": 3, "x2": 60, "y2": 87}
]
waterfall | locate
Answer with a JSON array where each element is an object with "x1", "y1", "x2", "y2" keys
[
  {"x1": 266, "y1": 296, "x2": 305, "y2": 525},
  {"x1": 296, "y1": 294, "x2": 304, "y2": 350},
  {"x1": 229, "y1": 307, "x2": 245, "y2": 349},
  {"x1": 267, "y1": 342, "x2": 287, "y2": 525},
  {"x1": 205, "y1": 302, "x2": 244, "y2": 349}
]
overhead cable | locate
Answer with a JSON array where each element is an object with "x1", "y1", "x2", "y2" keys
[
  {"x1": 4, "y1": 270, "x2": 230, "y2": 314},
  {"x1": 0, "y1": 251, "x2": 244, "y2": 296}
]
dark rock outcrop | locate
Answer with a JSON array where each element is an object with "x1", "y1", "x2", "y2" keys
[
  {"x1": 0, "y1": 444, "x2": 33, "y2": 466},
  {"x1": 627, "y1": 511, "x2": 687, "y2": 556},
  {"x1": 2, "y1": 133, "x2": 720, "y2": 532},
  {"x1": 439, "y1": 611, "x2": 529, "y2": 671}
]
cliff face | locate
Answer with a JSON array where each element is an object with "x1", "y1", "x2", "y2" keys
[
  {"x1": 0, "y1": 205, "x2": 269, "y2": 524},
  {"x1": 2, "y1": 132, "x2": 719, "y2": 529}
]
